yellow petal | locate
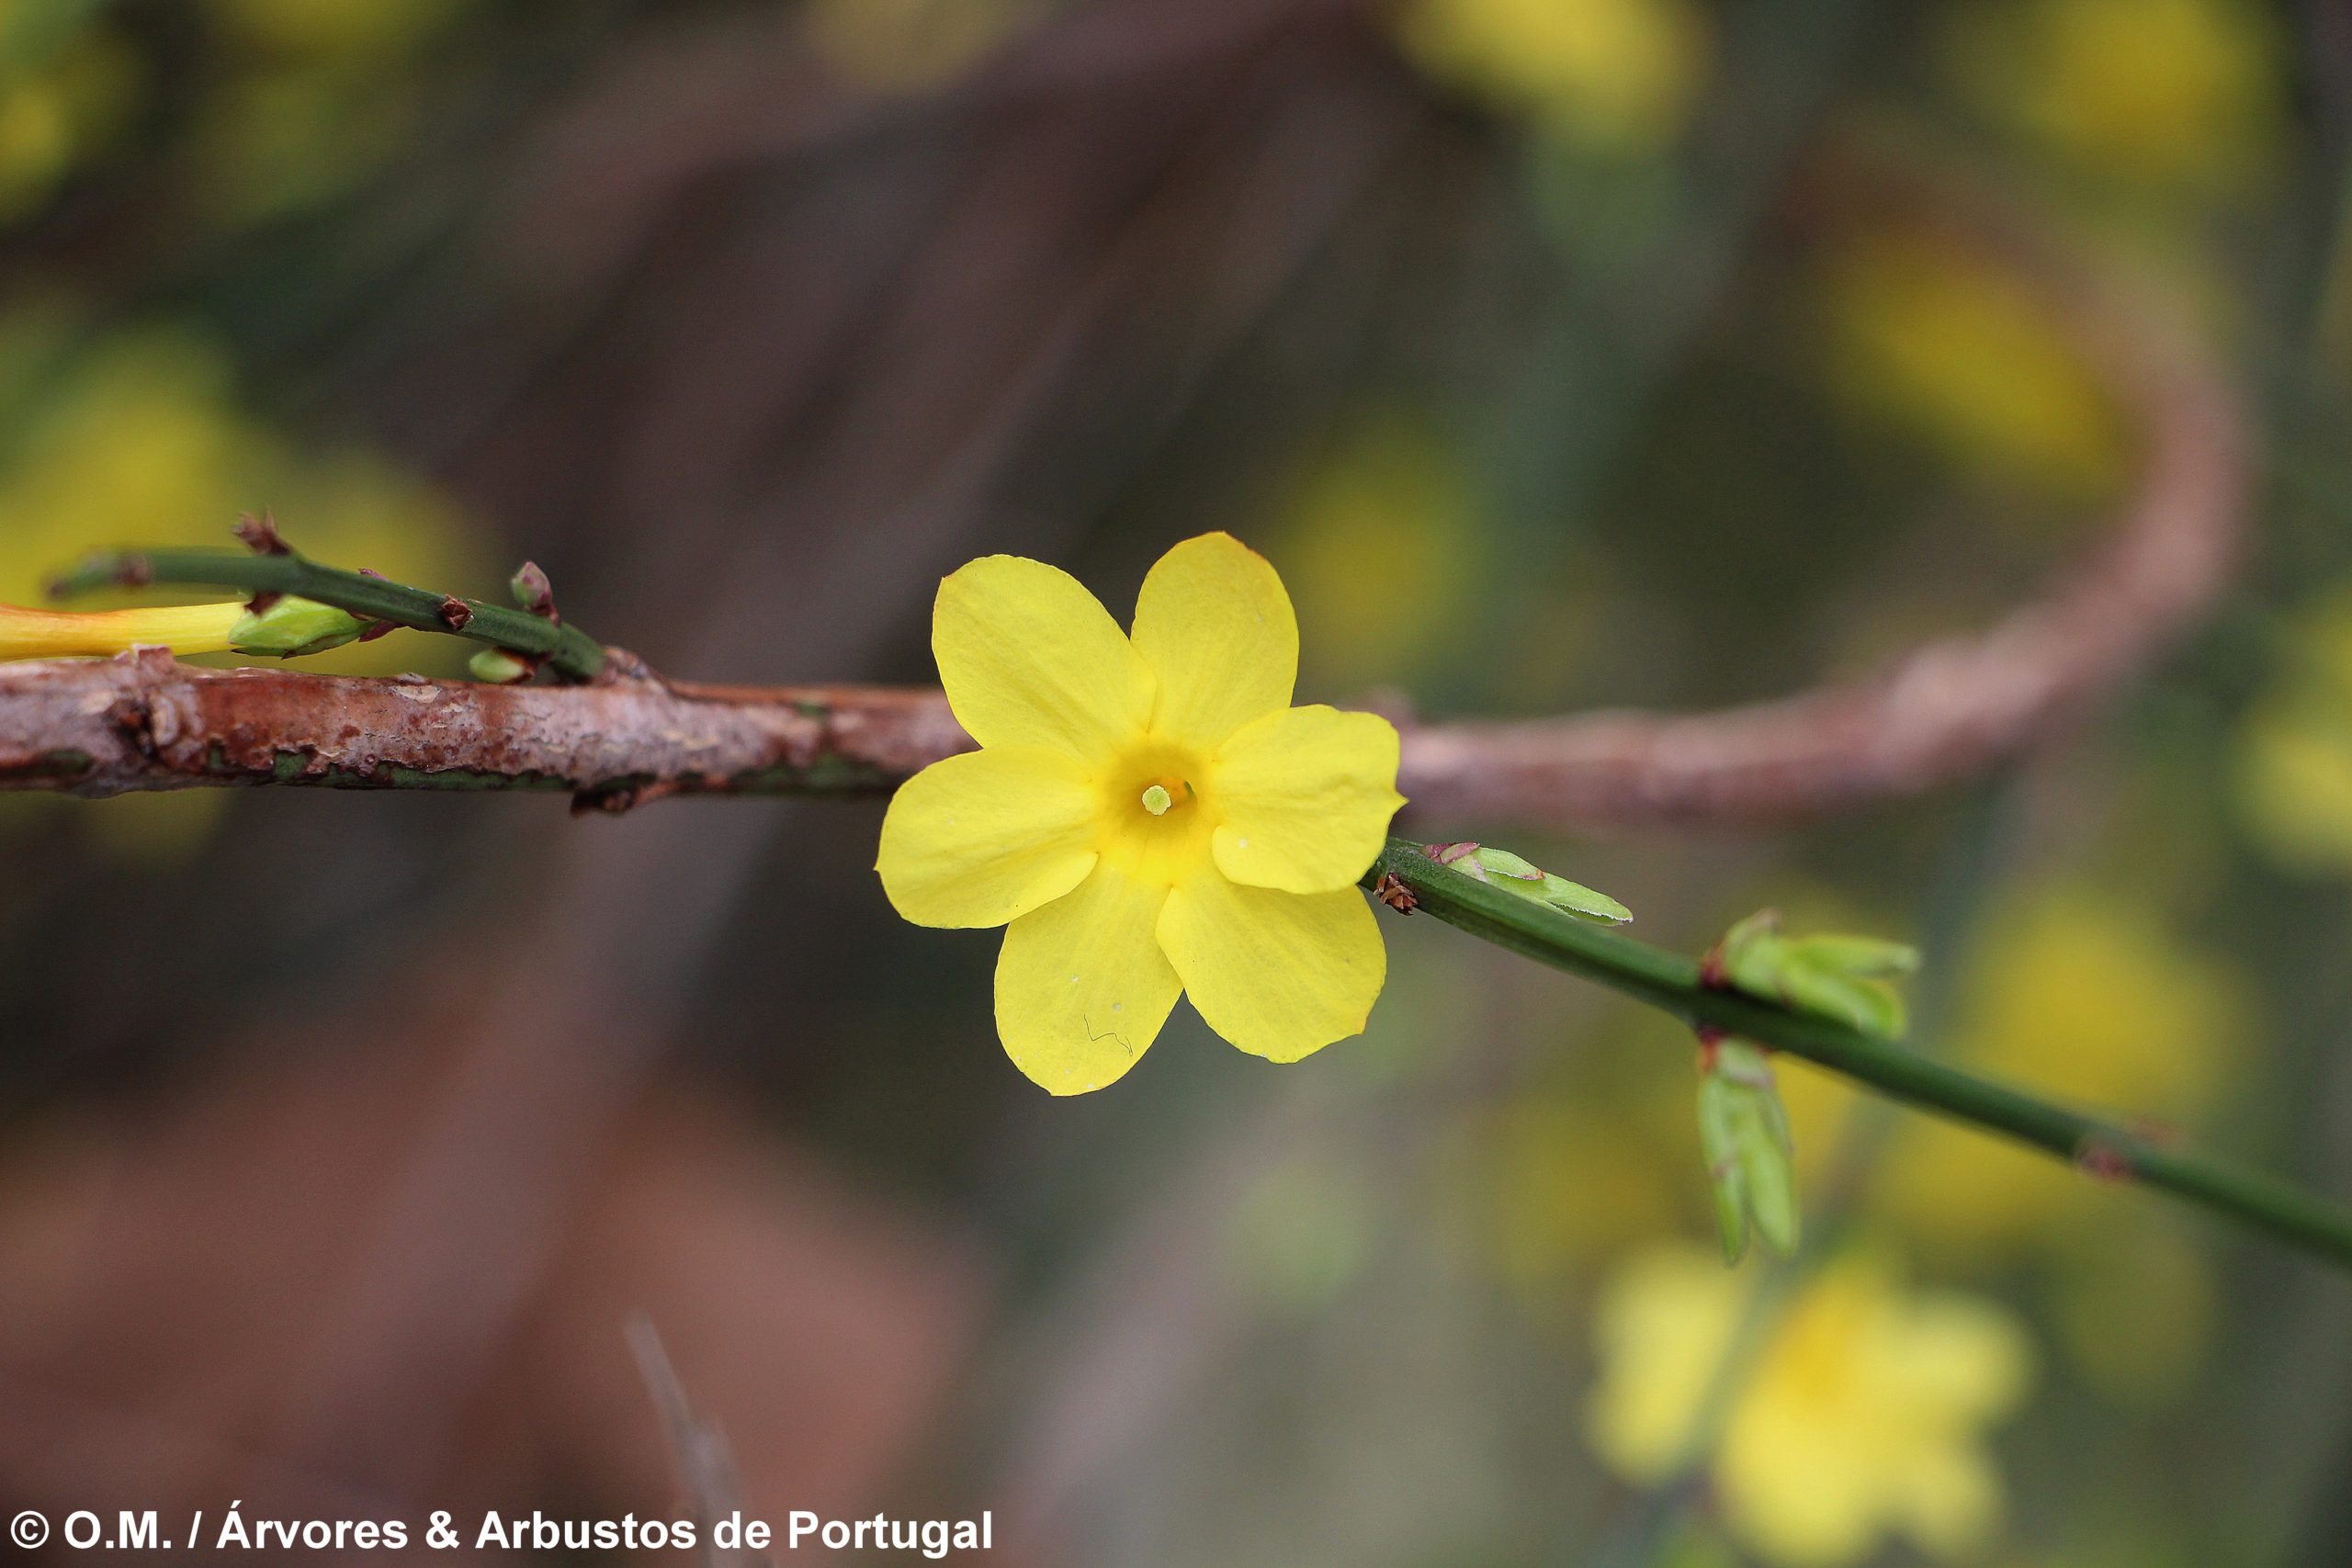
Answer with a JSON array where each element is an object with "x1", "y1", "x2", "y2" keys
[
  {"x1": 1155, "y1": 872, "x2": 1384, "y2": 1061},
  {"x1": 1130, "y1": 532, "x2": 1297, "y2": 750},
  {"x1": 934, "y1": 554, "x2": 1154, "y2": 758},
  {"x1": 1887, "y1": 1294, "x2": 2033, "y2": 1418},
  {"x1": 876, "y1": 746, "x2": 1099, "y2": 929},
  {"x1": 995, "y1": 861, "x2": 1181, "y2": 1094},
  {"x1": 1211, "y1": 704, "x2": 1404, "y2": 893},
  {"x1": 0, "y1": 601, "x2": 242, "y2": 660},
  {"x1": 1890, "y1": 1443, "x2": 2001, "y2": 1561},
  {"x1": 1586, "y1": 1245, "x2": 1745, "y2": 1480}
]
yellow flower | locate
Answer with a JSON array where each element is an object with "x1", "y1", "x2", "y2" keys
[
  {"x1": 0, "y1": 601, "x2": 243, "y2": 660},
  {"x1": 876, "y1": 533, "x2": 1405, "y2": 1094},
  {"x1": 1275, "y1": 410, "x2": 1480, "y2": 689},
  {"x1": 1947, "y1": 0, "x2": 2279, "y2": 195},
  {"x1": 1589, "y1": 1245, "x2": 2032, "y2": 1568},
  {"x1": 1820, "y1": 225, "x2": 2129, "y2": 501},
  {"x1": 1396, "y1": 0, "x2": 1707, "y2": 149}
]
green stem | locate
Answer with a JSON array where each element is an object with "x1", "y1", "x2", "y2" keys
[
  {"x1": 50, "y1": 547, "x2": 607, "y2": 682},
  {"x1": 1366, "y1": 839, "x2": 2352, "y2": 1274}
]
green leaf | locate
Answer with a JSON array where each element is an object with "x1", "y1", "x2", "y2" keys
[
  {"x1": 1536, "y1": 873, "x2": 1634, "y2": 925},
  {"x1": 1792, "y1": 933, "x2": 1920, "y2": 979},
  {"x1": 1716, "y1": 911, "x2": 1913, "y2": 1038},
  {"x1": 1429, "y1": 842, "x2": 1635, "y2": 924},
  {"x1": 1774, "y1": 952, "x2": 1908, "y2": 1038},
  {"x1": 1694, "y1": 1042, "x2": 1802, "y2": 1264}
]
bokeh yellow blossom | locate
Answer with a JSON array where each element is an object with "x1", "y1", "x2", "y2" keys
[
  {"x1": 1396, "y1": 0, "x2": 1707, "y2": 150},
  {"x1": 1947, "y1": 0, "x2": 2280, "y2": 195},
  {"x1": 1275, "y1": 412, "x2": 1481, "y2": 691},
  {"x1": 1589, "y1": 1245, "x2": 2032, "y2": 1567},
  {"x1": 876, "y1": 534, "x2": 1404, "y2": 1092},
  {"x1": 2236, "y1": 589, "x2": 2352, "y2": 874},
  {"x1": 1820, "y1": 225, "x2": 2130, "y2": 501}
]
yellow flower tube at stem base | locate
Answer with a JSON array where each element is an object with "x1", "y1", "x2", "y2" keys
[{"x1": 0, "y1": 600, "x2": 244, "y2": 660}]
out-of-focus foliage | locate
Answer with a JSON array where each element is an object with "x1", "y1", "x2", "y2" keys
[
  {"x1": 0, "y1": 9, "x2": 135, "y2": 220},
  {"x1": 1589, "y1": 1245, "x2": 2032, "y2": 1567},
  {"x1": 804, "y1": 0, "x2": 1044, "y2": 94},
  {"x1": 196, "y1": 0, "x2": 477, "y2": 219}
]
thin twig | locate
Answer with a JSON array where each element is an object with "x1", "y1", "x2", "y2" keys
[
  {"x1": 51, "y1": 546, "x2": 608, "y2": 682},
  {"x1": 1362, "y1": 840, "x2": 2352, "y2": 1274},
  {"x1": 628, "y1": 1316, "x2": 764, "y2": 1568}
]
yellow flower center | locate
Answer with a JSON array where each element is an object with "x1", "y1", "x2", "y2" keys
[{"x1": 1097, "y1": 739, "x2": 1215, "y2": 885}]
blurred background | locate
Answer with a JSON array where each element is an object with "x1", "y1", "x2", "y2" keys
[{"x1": 2, "y1": 0, "x2": 2350, "y2": 1562}]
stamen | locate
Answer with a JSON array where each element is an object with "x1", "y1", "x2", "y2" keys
[{"x1": 1141, "y1": 784, "x2": 1173, "y2": 817}]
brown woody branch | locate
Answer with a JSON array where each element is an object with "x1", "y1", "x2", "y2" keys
[{"x1": 0, "y1": 649, "x2": 970, "y2": 815}]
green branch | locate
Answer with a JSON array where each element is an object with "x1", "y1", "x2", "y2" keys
[
  {"x1": 49, "y1": 547, "x2": 607, "y2": 682},
  {"x1": 1365, "y1": 840, "x2": 2352, "y2": 1274}
]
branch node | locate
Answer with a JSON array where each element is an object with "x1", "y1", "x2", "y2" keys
[{"x1": 233, "y1": 512, "x2": 290, "y2": 556}]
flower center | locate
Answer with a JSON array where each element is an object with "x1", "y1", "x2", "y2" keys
[{"x1": 1097, "y1": 744, "x2": 1214, "y2": 883}]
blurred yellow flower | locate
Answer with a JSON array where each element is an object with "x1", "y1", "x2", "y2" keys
[
  {"x1": 1820, "y1": 226, "x2": 2129, "y2": 501},
  {"x1": 1396, "y1": 0, "x2": 1706, "y2": 149},
  {"x1": 876, "y1": 534, "x2": 1403, "y2": 1093},
  {"x1": 1948, "y1": 0, "x2": 2279, "y2": 194},
  {"x1": 1589, "y1": 1245, "x2": 2032, "y2": 1567},
  {"x1": 2237, "y1": 590, "x2": 2352, "y2": 874},
  {"x1": 1276, "y1": 412, "x2": 1480, "y2": 689}
]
